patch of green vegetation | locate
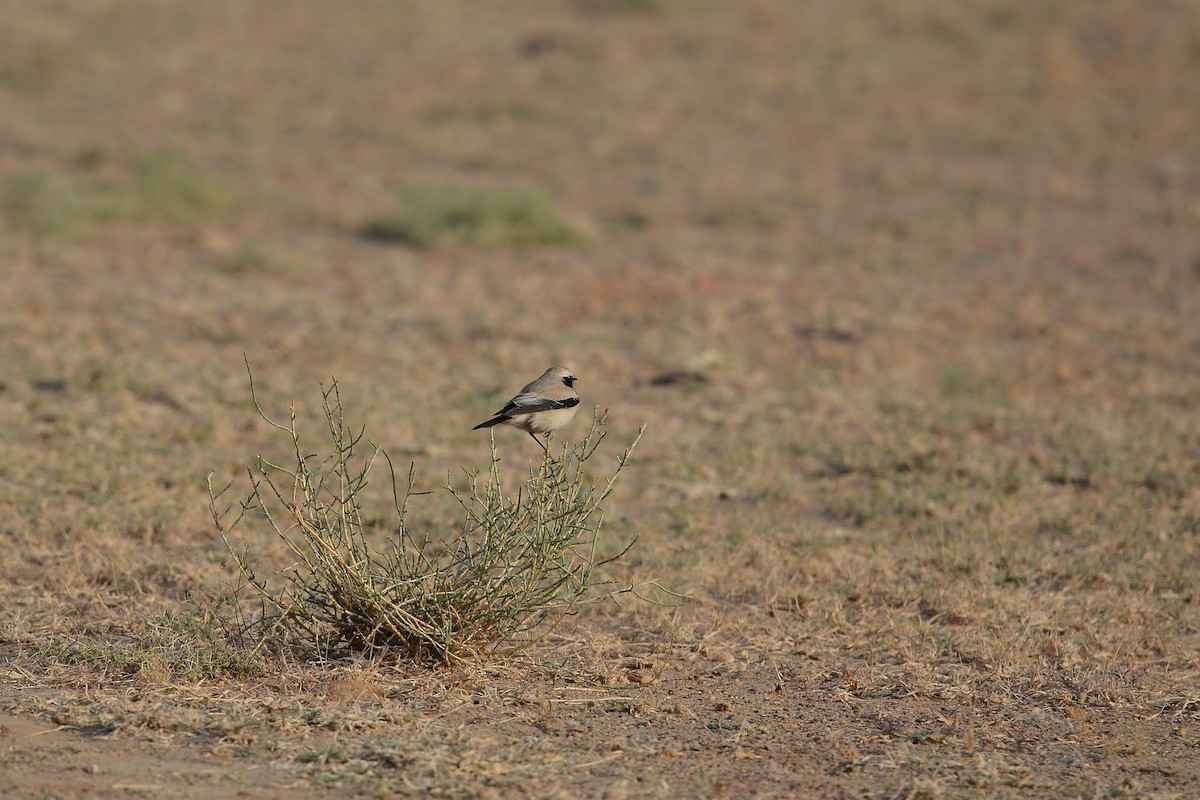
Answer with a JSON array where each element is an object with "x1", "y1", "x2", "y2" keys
[
  {"x1": 210, "y1": 238, "x2": 308, "y2": 275},
  {"x1": 365, "y1": 182, "x2": 586, "y2": 247},
  {"x1": 3, "y1": 170, "x2": 104, "y2": 241},
  {"x1": 0, "y1": 150, "x2": 233, "y2": 243},
  {"x1": 939, "y1": 364, "x2": 970, "y2": 399},
  {"x1": 125, "y1": 150, "x2": 233, "y2": 224},
  {"x1": 36, "y1": 606, "x2": 264, "y2": 681}
]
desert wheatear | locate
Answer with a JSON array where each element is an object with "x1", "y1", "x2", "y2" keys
[{"x1": 472, "y1": 366, "x2": 580, "y2": 452}]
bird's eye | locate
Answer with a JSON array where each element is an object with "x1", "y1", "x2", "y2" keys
[{"x1": 564, "y1": 376, "x2": 575, "y2": 387}]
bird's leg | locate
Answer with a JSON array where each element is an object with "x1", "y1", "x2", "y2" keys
[{"x1": 527, "y1": 431, "x2": 548, "y2": 454}]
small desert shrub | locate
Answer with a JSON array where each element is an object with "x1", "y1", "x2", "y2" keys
[
  {"x1": 210, "y1": 366, "x2": 642, "y2": 664},
  {"x1": 364, "y1": 181, "x2": 586, "y2": 247}
]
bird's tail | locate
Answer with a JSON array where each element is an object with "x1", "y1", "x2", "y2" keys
[{"x1": 472, "y1": 416, "x2": 507, "y2": 430}]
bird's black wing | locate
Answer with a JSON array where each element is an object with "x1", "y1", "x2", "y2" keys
[
  {"x1": 495, "y1": 392, "x2": 579, "y2": 416},
  {"x1": 473, "y1": 393, "x2": 578, "y2": 430}
]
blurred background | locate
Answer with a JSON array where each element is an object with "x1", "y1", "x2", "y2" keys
[{"x1": 3, "y1": 2, "x2": 1200, "y2": 794}]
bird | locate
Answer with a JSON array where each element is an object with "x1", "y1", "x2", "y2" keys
[{"x1": 472, "y1": 366, "x2": 580, "y2": 453}]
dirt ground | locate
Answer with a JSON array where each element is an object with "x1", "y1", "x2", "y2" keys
[{"x1": 1, "y1": 1, "x2": 1199, "y2": 797}]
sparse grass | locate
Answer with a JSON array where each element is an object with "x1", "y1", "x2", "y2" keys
[
  {"x1": 211, "y1": 365, "x2": 643, "y2": 664},
  {"x1": 364, "y1": 181, "x2": 586, "y2": 247},
  {"x1": 34, "y1": 606, "x2": 264, "y2": 682},
  {"x1": 2, "y1": 0, "x2": 1200, "y2": 796},
  {"x1": 0, "y1": 150, "x2": 232, "y2": 243}
]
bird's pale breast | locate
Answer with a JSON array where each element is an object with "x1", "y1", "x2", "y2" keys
[{"x1": 509, "y1": 406, "x2": 578, "y2": 435}]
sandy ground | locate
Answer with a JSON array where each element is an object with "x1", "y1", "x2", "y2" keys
[{"x1": 1, "y1": 1, "x2": 1199, "y2": 797}]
